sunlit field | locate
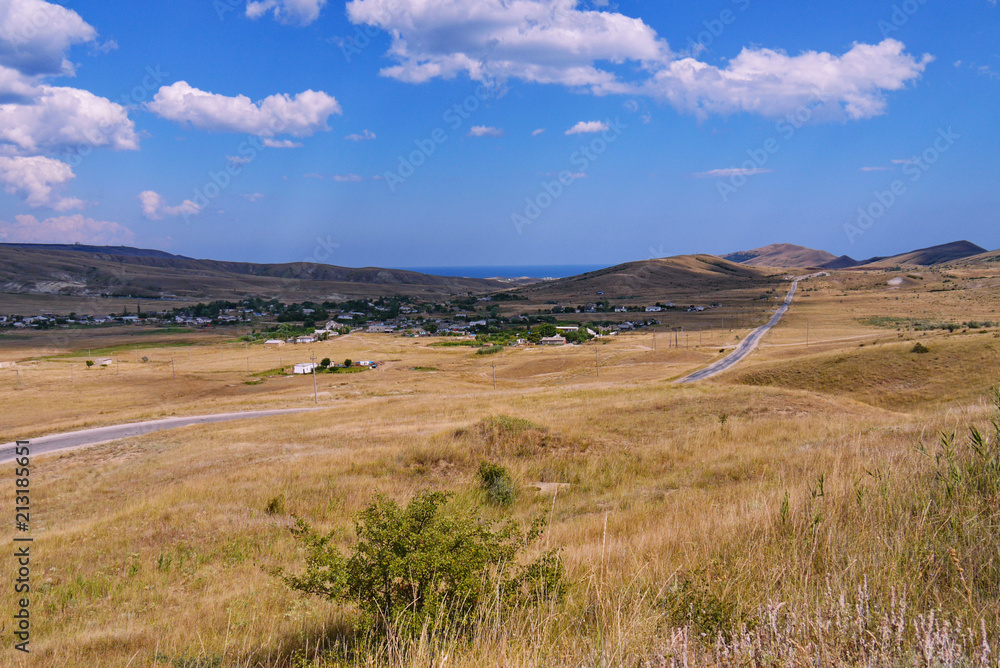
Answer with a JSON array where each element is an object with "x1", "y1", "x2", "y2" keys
[{"x1": 2, "y1": 266, "x2": 999, "y2": 667}]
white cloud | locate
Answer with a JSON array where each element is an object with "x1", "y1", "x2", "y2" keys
[
  {"x1": 645, "y1": 39, "x2": 932, "y2": 121},
  {"x1": 0, "y1": 0, "x2": 96, "y2": 77},
  {"x1": 0, "y1": 213, "x2": 133, "y2": 245},
  {"x1": 227, "y1": 155, "x2": 252, "y2": 166},
  {"x1": 566, "y1": 120, "x2": 608, "y2": 135},
  {"x1": 860, "y1": 166, "x2": 889, "y2": 172},
  {"x1": 468, "y1": 125, "x2": 504, "y2": 138},
  {"x1": 0, "y1": 155, "x2": 85, "y2": 210},
  {"x1": 138, "y1": 190, "x2": 203, "y2": 220},
  {"x1": 246, "y1": 0, "x2": 327, "y2": 26},
  {"x1": 241, "y1": 193, "x2": 265, "y2": 201},
  {"x1": 532, "y1": 128, "x2": 546, "y2": 136},
  {"x1": 345, "y1": 129, "x2": 376, "y2": 141},
  {"x1": 263, "y1": 138, "x2": 303, "y2": 148},
  {"x1": 345, "y1": 1, "x2": 930, "y2": 121},
  {"x1": 691, "y1": 168, "x2": 773, "y2": 178},
  {"x1": 333, "y1": 174, "x2": 364, "y2": 182},
  {"x1": 0, "y1": 84, "x2": 138, "y2": 153},
  {"x1": 147, "y1": 81, "x2": 341, "y2": 137},
  {"x1": 346, "y1": 0, "x2": 668, "y2": 92}
]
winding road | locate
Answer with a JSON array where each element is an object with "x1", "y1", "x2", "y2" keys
[
  {"x1": 676, "y1": 277, "x2": 805, "y2": 384},
  {"x1": 0, "y1": 408, "x2": 322, "y2": 463}
]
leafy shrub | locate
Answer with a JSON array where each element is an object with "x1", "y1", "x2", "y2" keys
[
  {"x1": 320, "y1": 357, "x2": 331, "y2": 368},
  {"x1": 343, "y1": 358, "x2": 352, "y2": 368},
  {"x1": 85, "y1": 360, "x2": 94, "y2": 368},
  {"x1": 282, "y1": 491, "x2": 563, "y2": 636},
  {"x1": 911, "y1": 342, "x2": 930, "y2": 354},
  {"x1": 477, "y1": 462, "x2": 517, "y2": 507},
  {"x1": 476, "y1": 345, "x2": 503, "y2": 355}
]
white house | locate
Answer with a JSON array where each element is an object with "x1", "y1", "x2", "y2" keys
[
  {"x1": 645, "y1": 306, "x2": 662, "y2": 312},
  {"x1": 555, "y1": 326, "x2": 579, "y2": 332},
  {"x1": 296, "y1": 336, "x2": 317, "y2": 344},
  {"x1": 540, "y1": 335, "x2": 567, "y2": 346},
  {"x1": 264, "y1": 339, "x2": 285, "y2": 348},
  {"x1": 368, "y1": 324, "x2": 394, "y2": 333},
  {"x1": 293, "y1": 362, "x2": 318, "y2": 374}
]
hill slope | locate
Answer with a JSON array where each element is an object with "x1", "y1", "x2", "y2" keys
[
  {"x1": 512, "y1": 254, "x2": 780, "y2": 303},
  {"x1": 0, "y1": 244, "x2": 503, "y2": 301},
  {"x1": 860, "y1": 240, "x2": 987, "y2": 268},
  {"x1": 723, "y1": 243, "x2": 839, "y2": 268}
]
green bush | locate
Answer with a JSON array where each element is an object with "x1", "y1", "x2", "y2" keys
[
  {"x1": 911, "y1": 342, "x2": 930, "y2": 354},
  {"x1": 343, "y1": 358, "x2": 353, "y2": 368},
  {"x1": 282, "y1": 491, "x2": 563, "y2": 636},
  {"x1": 85, "y1": 360, "x2": 94, "y2": 368},
  {"x1": 320, "y1": 357, "x2": 331, "y2": 368},
  {"x1": 477, "y1": 462, "x2": 517, "y2": 507},
  {"x1": 476, "y1": 345, "x2": 503, "y2": 355}
]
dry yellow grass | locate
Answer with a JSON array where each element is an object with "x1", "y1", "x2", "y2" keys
[{"x1": 1, "y1": 268, "x2": 999, "y2": 666}]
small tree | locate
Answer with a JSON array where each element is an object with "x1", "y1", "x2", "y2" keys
[
  {"x1": 320, "y1": 357, "x2": 331, "y2": 369},
  {"x1": 282, "y1": 491, "x2": 563, "y2": 636},
  {"x1": 85, "y1": 360, "x2": 94, "y2": 368},
  {"x1": 424, "y1": 322, "x2": 439, "y2": 334},
  {"x1": 343, "y1": 358, "x2": 353, "y2": 368}
]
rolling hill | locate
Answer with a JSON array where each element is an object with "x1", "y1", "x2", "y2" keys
[
  {"x1": 858, "y1": 240, "x2": 988, "y2": 268},
  {"x1": 511, "y1": 254, "x2": 780, "y2": 304},
  {"x1": 0, "y1": 244, "x2": 504, "y2": 301},
  {"x1": 723, "y1": 243, "x2": 839, "y2": 268}
]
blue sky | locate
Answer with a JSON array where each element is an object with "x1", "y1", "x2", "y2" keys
[{"x1": 0, "y1": 0, "x2": 997, "y2": 268}]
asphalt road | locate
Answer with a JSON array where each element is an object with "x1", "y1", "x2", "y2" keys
[
  {"x1": 676, "y1": 279, "x2": 800, "y2": 384},
  {"x1": 0, "y1": 408, "x2": 321, "y2": 463}
]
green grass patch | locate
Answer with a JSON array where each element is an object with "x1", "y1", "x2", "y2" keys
[
  {"x1": 429, "y1": 340, "x2": 480, "y2": 348},
  {"x1": 412, "y1": 366, "x2": 440, "y2": 371},
  {"x1": 476, "y1": 345, "x2": 504, "y2": 355}
]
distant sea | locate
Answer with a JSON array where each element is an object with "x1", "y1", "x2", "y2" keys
[{"x1": 401, "y1": 265, "x2": 608, "y2": 279}]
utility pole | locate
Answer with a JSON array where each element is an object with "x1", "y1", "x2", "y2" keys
[
  {"x1": 492, "y1": 362, "x2": 497, "y2": 390},
  {"x1": 171, "y1": 358, "x2": 176, "y2": 379},
  {"x1": 15, "y1": 369, "x2": 24, "y2": 390},
  {"x1": 311, "y1": 353, "x2": 318, "y2": 404}
]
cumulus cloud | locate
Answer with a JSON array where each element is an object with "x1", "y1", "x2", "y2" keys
[
  {"x1": 566, "y1": 120, "x2": 608, "y2": 135},
  {"x1": 691, "y1": 168, "x2": 773, "y2": 178},
  {"x1": 468, "y1": 125, "x2": 504, "y2": 138},
  {"x1": 0, "y1": 213, "x2": 133, "y2": 245},
  {"x1": 147, "y1": 81, "x2": 341, "y2": 137},
  {"x1": 0, "y1": 1, "x2": 138, "y2": 156},
  {"x1": 138, "y1": 190, "x2": 203, "y2": 220},
  {"x1": 246, "y1": 0, "x2": 327, "y2": 26},
  {"x1": 646, "y1": 39, "x2": 933, "y2": 121},
  {"x1": 345, "y1": 129, "x2": 376, "y2": 141},
  {"x1": 0, "y1": 84, "x2": 138, "y2": 153},
  {"x1": 333, "y1": 174, "x2": 364, "y2": 182},
  {"x1": 345, "y1": 0, "x2": 930, "y2": 121},
  {"x1": 346, "y1": 0, "x2": 668, "y2": 91},
  {"x1": 0, "y1": 155, "x2": 86, "y2": 210},
  {"x1": 0, "y1": 0, "x2": 96, "y2": 77}
]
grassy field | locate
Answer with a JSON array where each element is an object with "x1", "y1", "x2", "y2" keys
[{"x1": 1, "y1": 267, "x2": 999, "y2": 667}]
